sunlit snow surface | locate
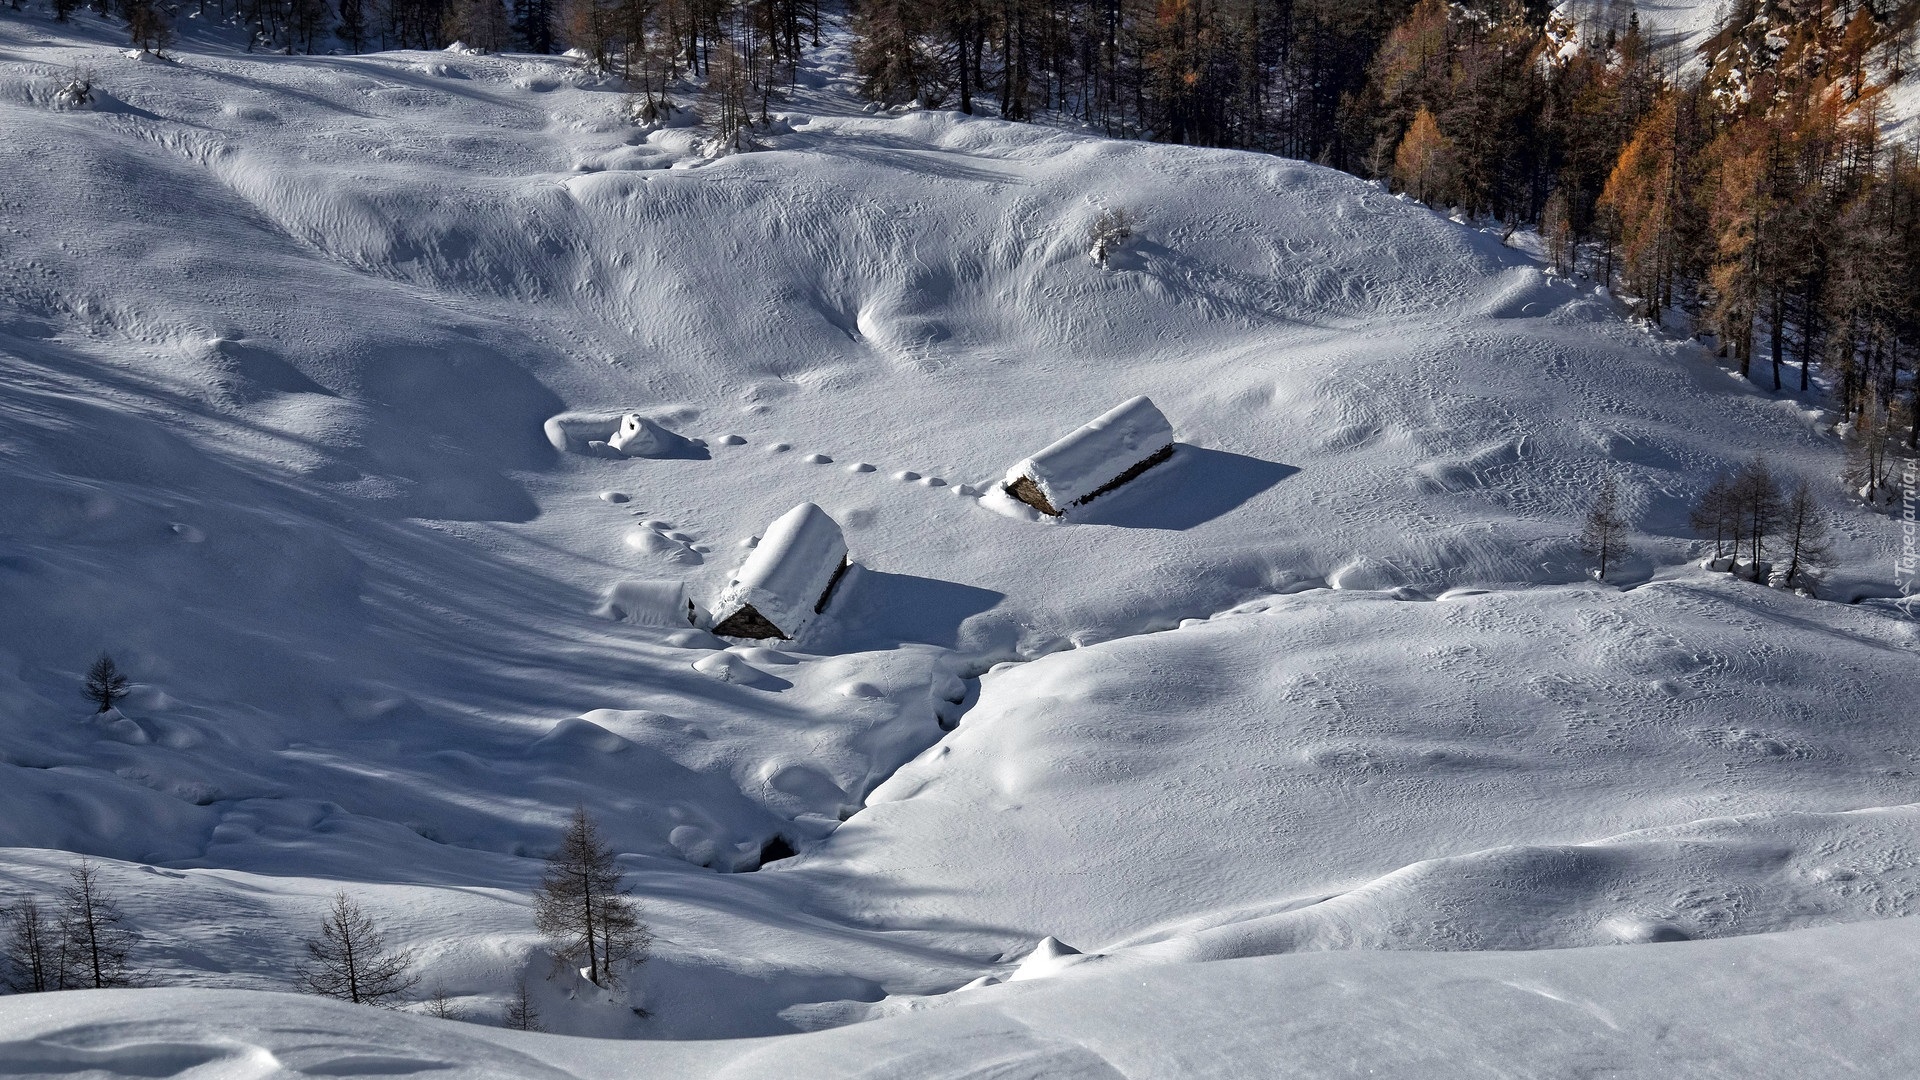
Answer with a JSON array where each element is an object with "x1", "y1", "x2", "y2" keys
[{"x1": 0, "y1": 10, "x2": 1915, "y2": 1075}]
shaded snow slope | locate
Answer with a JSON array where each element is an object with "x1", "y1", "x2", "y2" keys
[{"x1": 0, "y1": 7, "x2": 1916, "y2": 1057}]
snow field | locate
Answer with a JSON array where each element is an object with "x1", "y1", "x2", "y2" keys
[{"x1": 0, "y1": 8, "x2": 1916, "y2": 1073}]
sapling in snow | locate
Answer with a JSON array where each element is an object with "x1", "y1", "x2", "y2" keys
[
  {"x1": 1089, "y1": 207, "x2": 1137, "y2": 266},
  {"x1": 503, "y1": 978, "x2": 543, "y2": 1031},
  {"x1": 297, "y1": 893, "x2": 418, "y2": 1006},
  {"x1": 1580, "y1": 473, "x2": 1628, "y2": 580},
  {"x1": 83, "y1": 654, "x2": 129, "y2": 714}
]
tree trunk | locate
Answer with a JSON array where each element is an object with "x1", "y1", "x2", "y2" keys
[{"x1": 1769, "y1": 292, "x2": 1783, "y2": 391}]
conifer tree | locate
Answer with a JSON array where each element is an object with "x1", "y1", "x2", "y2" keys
[
  {"x1": 532, "y1": 808, "x2": 650, "y2": 988},
  {"x1": 83, "y1": 655, "x2": 129, "y2": 715},
  {"x1": 1, "y1": 896, "x2": 66, "y2": 993},
  {"x1": 296, "y1": 893, "x2": 418, "y2": 1007},
  {"x1": 1394, "y1": 107, "x2": 1457, "y2": 207},
  {"x1": 1580, "y1": 473, "x2": 1629, "y2": 580},
  {"x1": 1732, "y1": 456, "x2": 1784, "y2": 579},
  {"x1": 59, "y1": 860, "x2": 137, "y2": 990},
  {"x1": 503, "y1": 978, "x2": 543, "y2": 1030},
  {"x1": 1778, "y1": 476, "x2": 1833, "y2": 590},
  {"x1": 1689, "y1": 472, "x2": 1740, "y2": 562}
]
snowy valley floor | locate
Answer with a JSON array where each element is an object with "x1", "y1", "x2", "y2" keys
[{"x1": 0, "y1": 8, "x2": 1917, "y2": 1077}]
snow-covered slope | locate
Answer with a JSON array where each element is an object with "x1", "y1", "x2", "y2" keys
[
  {"x1": 7, "y1": 914, "x2": 1920, "y2": 1077},
  {"x1": 0, "y1": 7, "x2": 1915, "y2": 1074}
]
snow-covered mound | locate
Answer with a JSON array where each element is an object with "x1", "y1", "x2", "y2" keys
[{"x1": 0, "y1": 7, "x2": 1914, "y2": 1066}]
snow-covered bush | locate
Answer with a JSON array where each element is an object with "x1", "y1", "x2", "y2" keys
[
  {"x1": 53, "y1": 67, "x2": 94, "y2": 109},
  {"x1": 1088, "y1": 207, "x2": 1137, "y2": 266}
]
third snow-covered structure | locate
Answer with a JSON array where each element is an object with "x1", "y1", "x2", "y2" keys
[
  {"x1": 1001, "y1": 396, "x2": 1176, "y2": 516},
  {"x1": 709, "y1": 503, "x2": 850, "y2": 640}
]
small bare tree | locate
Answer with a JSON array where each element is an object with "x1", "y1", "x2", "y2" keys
[
  {"x1": 503, "y1": 978, "x2": 543, "y2": 1031},
  {"x1": 1689, "y1": 472, "x2": 1739, "y2": 561},
  {"x1": 296, "y1": 893, "x2": 418, "y2": 1006},
  {"x1": 123, "y1": 0, "x2": 174, "y2": 55},
  {"x1": 2, "y1": 896, "x2": 68, "y2": 993},
  {"x1": 533, "y1": 809, "x2": 649, "y2": 989},
  {"x1": 59, "y1": 860, "x2": 138, "y2": 989},
  {"x1": 1778, "y1": 477, "x2": 1833, "y2": 592},
  {"x1": 1732, "y1": 456, "x2": 1784, "y2": 580},
  {"x1": 83, "y1": 655, "x2": 130, "y2": 714},
  {"x1": 422, "y1": 985, "x2": 460, "y2": 1019},
  {"x1": 1580, "y1": 473, "x2": 1628, "y2": 580}
]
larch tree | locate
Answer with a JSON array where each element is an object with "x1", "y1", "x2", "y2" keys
[
  {"x1": 1580, "y1": 473, "x2": 1629, "y2": 580},
  {"x1": 1, "y1": 896, "x2": 66, "y2": 993},
  {"x1": 1394, "y1": 107, "x2": 1457, "y2": 207},
  {"x1": 83, "y1": 655, "x2": 129, "y2": 714},
  {"x1": 532, "y1": 808, "x2": 650, "y2": 988},
  {"x1": 503, "y1": 978, "x2": 543, "y2": 1030},
  {"x1": 1778, "y1": 476, "x2": 1833, "y2": 591},
  {"x1": 59, "y1": 860, "x2": 137, "y2": 989},
  {"x1": 296, "y1": 893, "x2": 418, "y2": 1007},
  {"x1": 1598, "y1": 98, "x2": 1679, "y2": 315},
  {"x1": 1688, "y1": 472, "x2": 1740, "y2": 561},
  {"x1": 337, "y1": 0, "x2": 370, "y2": 50},
  {"x1": 1731, "y1": 456, "x2": 1784, "y2": 579}
]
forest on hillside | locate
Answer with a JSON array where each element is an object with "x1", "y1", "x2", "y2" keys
[{"x1": 38, "y1": 0, "x2": 1920, "y2": 482}]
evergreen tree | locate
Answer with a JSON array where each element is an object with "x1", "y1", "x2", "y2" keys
[{"x1": 517, "y1": 0, "x2": 559, "y2": 53}]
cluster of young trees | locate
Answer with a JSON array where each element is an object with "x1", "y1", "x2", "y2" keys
[
  {"x1": 2, "y1": 809, "x2": 650, "y2": 1032},
  {"x1": 1689, "y1": 456, "x2": 1833, "y2": 588},
  {"x1": 1, "y1": 861, "x2": 141, "y2": 992}
]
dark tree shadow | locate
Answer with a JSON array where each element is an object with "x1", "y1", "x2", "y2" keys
[
  {"x1": 820, "y1": 566, "x2": 1005, "y2": 651},
  {"x1": 1073, "y1": 445, "x2": 1298, "y2": 530}
]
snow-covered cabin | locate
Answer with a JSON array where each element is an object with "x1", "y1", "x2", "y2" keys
[
  {"x1": 1001, "y1": 396, "x2": 1176, "y2": 516},
  {"x1": 709, "y1": 503, "x2": 850, "y2": 640}
]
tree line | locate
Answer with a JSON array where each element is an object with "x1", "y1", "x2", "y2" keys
[
  {"x1": 851, "y1": 0, "x2": 1919, "y2": 473},
  {"x1": 1, "y1": 809, "x2": 649, "y2": 1031},
  {"x1": 54, "y1": 0, "x2": 1920, "y2": 485}
]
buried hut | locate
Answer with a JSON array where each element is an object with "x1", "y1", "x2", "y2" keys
[
  {"x1": 1001, "y1": 396, "x2": 1175, "y2": 516},
  {"x1": 709, "y1": 503, "x2": 851, "y2": 640}
]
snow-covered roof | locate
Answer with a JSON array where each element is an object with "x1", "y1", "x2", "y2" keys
[
  {"x1": 1002, "y1": 396, "x2": 1175, "y2": 514},
  {"x1": 711, "y1": 503, "x2": 849, "y2": 639}
]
